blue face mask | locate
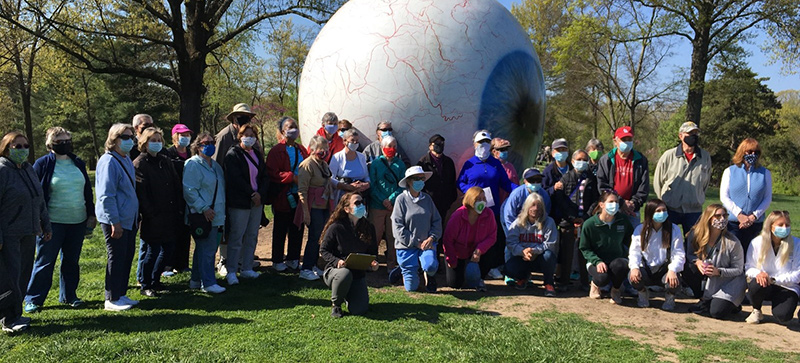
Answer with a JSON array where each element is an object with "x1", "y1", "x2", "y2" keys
[
  {"x1": 653, "y1": 211, "x2": 668, "y2": 223},
  {"x1": 147, "y1": 141, "x2": 163, "y2": 154},
  {"x1": 774, "y1": 226, "x2": 791, "y2": 239},
  {"x1": 119, "y1": 138, "x2": 134, "y2": 154},
  {"x1": 573, "y1": 160, "x2": 588, "y2": 172},
  {"x1": 352, "y1": 204, "x2": 367, "y2": 219},
  {"x1": 412, "y1": 180, "x2": 426, "y2": 192},
  {"x1": 381, "y1": 130, "x2": 392, "y2": 138},
  {"x1": 605, "y1": 202, "x2": 619, "y2": 215},
  {"x1": 178, "y1": 136, "x2": 191, "y2": 147},
  {"x1": 202, "y1": 144, "x2": 216, "y2": 157},
  {"x1": 338, "y1": 130, "x2": 345, "y2": 138},
  {"x1": 553, "y1": 151, "x2": 568, "y2": 163},
  {"x1": 619, "y1": 141, "x2": 633, "y2": 153},
  {"x1": 498, "y1": 151, "x2": 509, "y2": 161},
  {"x1": 324, "y1": 124, "x2": 338, "y2": 135},
  {"x1": 526, "y1": 183, "x2": 541, "y2": 193}
]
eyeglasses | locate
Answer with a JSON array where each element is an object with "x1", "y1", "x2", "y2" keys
[
  {"x1": 11, "y1": 144, "x2": 30, "y2": 149},
  {"x1": 713, "y1": 213, "x2": 730, "y2": 219},
  {"x1": 408, "y1": 176, "x2": 425, "y2": 182},
  {"x1": 353, "y1": 200, "x2": 364, "y2": 206},
  {"x1": 119, "y1": 134, "x2": 133, "y2": 140}
]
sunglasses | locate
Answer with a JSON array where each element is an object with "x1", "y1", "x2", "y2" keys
[
  {"x1": 353, "y1": 200, "x2": 364, "y2": 206},
  {"x1": 339, "y1": 128, "x2": 350, "y2": 132},
  {"x1": 745, "y1": 150, "x2": 760, "y2": 155},
  {"x1": 11, "y1": 144, "x2": 30, "y2": 149},
  {"x1": 119, "y1": 134, "x2": 134, "y2": 140},
  {"x1": 199, "y1": 141, "x2": 216, "y2": 146},
  {"x1": 54, "y1": 140, "x2": 72, "y2": 145},
  {"x1": 139, "y1": 123, "x2": 154, "y2": 129},
  {"x1": 713, "y1": 213, "x2": 730, "y2": 219},
  {"x1": 495, "y1": 147, "x2": 509, "y2": 152},
  {"x1": 379, "y1": 128, "x2": 393, "y2": 132},
  {"x1": 408, "y1": 176, "x2": 425, "y2": 182}
]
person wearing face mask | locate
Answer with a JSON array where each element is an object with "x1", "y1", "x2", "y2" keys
[
  {"x1": 129, "y1": 114, "x2": 155, "y2": 160},
  {"x1": 132, "y1": 127, "x2": 183, "y2": 297},
  {"x1": 417, "y1": 134, "x2": 457, "y2": 231},
  {"x1": 368, "y1": 135, "x2": 406, "y2": 274},
  {"x1": 266, "y1": 117, "x2": 309, "y2": 272},
  {"x1": 579, "y1": 191, "x2": 633, "y2": 304},
  {"x1": 585, "y1": 138, "x2": 604, "y2": 173},
  {"x1": 329, "y1": 129, "x2": 371, "y2": 205},
  {"x1": 0, "y1": 131, "x2": 51, "y2": 333},
  {"x1": 491, "y1": 138, "x2": 518, "y2": 185},
  {"x1": 312, "y1": 112, "x2": 345, "y2": 164},
  {"x1": 319, "y1": 193, "x2": 379, "y2": 318},
  {"x1": 596, "y1": 127, "x2": 649, "y2": 228},
  {"x1": 442, "y1": 187, "x2": 496, "y2": 291},
  {"x1": 501, "y1": 168, "x2": 551, "y2": 233},
  {"x1": 391, "y1": 166, "x2": 442, "y2": 292},
  {"x1": 164, "y1": 124, "x2": 193, "y2": 275},
  {"x1": 505, "y1": 192, "x2": 558, "y2": 296},
  {"x1": 297, "y1": 135, "x2": 335, "y2": 281},
  {"x1": 654, "y1": 122, "x2": 711, "y2": 235},
  {"x1": 628, "y1": 199, "x2": 685, "y2": 311},
  {"x1": 720, "y1": 138, "x2": 772, "y2": 255},
  {"x1": 744, "y1": 211, "x2": 800, "y2": 324},
  {"x1": 95, "y1": 124, "x2": 140, "y2": 310},
  {"x1": 457, "y1": 130, "x2": 517, "y2": 280},
  {"x1": 24, "y1": 127, "x2": 93, "y2": 315},
  {"x1": 222, "y1": 124, "x2": 269, "y2": 285},
  {"x1": 363, "y1": 121, "x2": 411, "y2": 167},
  {"x1": 553, "y1": 150, "x2": 598, "y2": 291},
  {"x1": 183, "y1": 132, "x2": 227, "y2": 294},
  {"x1": 684, "y1": 204, "x2": 745, "y2": 319},
  {"x1": 542, "y1": 138, "x2": 572, "y2": 195}
]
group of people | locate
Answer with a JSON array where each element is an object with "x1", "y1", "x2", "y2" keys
[{"x1": 1, "y1": 104, "x2": 798, "y2": 332}]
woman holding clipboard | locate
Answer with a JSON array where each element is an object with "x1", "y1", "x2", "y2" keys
[{"x1": 319, "y1": 192, "x2": 378, "y2": 318}]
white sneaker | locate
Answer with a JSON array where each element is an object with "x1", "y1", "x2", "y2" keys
[
  {"x1": 610, "y1": 288, "x2": 622, "y2": 305},
  {"x1": 312, "y1": 266, "x2": 325, "y2": 277},
  {"x1": 1, "y1": 318, "x2": 30, "y2": 333},
  {"x1": 227, "y1": 274, "x2": 239, "y2": 285},
  {"x1": 217, "y1": 264, "x2": 228, "y2": 277},
  {"x1": 662, "y1": 293, "x2": 676, "y2": 311},
  {"x1": 746, "y1": 309, "x2": 763, "y2": 324},
  {"x1": 487, "y1": 268, "x2": 503, "y2": 280},
  {"x1": 239, "y1": 270, "x2": 260, "y2": 279},
  {"x1": 285, "y1": 260, "x2": 300, "y2": 270},
  {"x1": 299, "y1": 269, "x2": 320, "y2": 281},
  {"x1": 273, "y1": 262, "x2": 288, "y2": 272},
  {"x1": 119, "y1": 296, "x2": 139, "y2": 306},
  {"x1": 104, "y1": 300, "x2": 132, "y2": 311},
  {"x1": 202, "y1": 284, "x2": 226, "y2": 294},
  {"x1": 189, "y1": 280, "x2": 202, "y2": 289},
  {"x1": 637, "y1": 290, "x2": 649, "y2": 308}
]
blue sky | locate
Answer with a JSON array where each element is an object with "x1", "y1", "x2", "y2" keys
[{"x1": 497, "y1": 0, "x2": 797, "y2": 92}]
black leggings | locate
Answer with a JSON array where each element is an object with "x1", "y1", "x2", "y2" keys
[
  {"x1": 630, "y1": 264, "x2": 678, "y2": 294},
  {"x1": 709, "y1": 298, "x2": 738, "y2": 320},
  {"x1": 748, "y1": 280, "x2": 799, "y2": 322},
  {"x1": 588, "y1": 257, "x2": 629, "y2": 289},
  {"x1": 479, "y1": 213, "x2": 506, "y2": 275},
  {"x1": 271, "y1": 208, "x2": 304, "y2": 263},
  {"x1": 557, "y1": 223, "x2": 575, "y2": 285}
]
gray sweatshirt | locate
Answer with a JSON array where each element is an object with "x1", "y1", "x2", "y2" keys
[
  {"x1": 391, "y1": 190, "x2": 442, "y2": 249},
  {"x1": 505, "y1": 216, "x2": 559, "y2": 261},
  {"x1": 0, "y1": 157, "x2": 51, "y2": 248}
]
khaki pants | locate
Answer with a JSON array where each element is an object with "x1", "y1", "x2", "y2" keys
[{"x1": 371, "y1": 208, "x2": 396, "y2": 269}]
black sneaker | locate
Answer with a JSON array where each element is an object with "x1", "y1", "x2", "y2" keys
[
  {"x1": 425, "y1": 274, "x2": 437, "y2": 293},
  {"x1": 331, "y1": 305, "x2": 343, "y2": 318},
  {"x1": 690, "y1": 300, "x2": 709, "y2": 315},
  {"x1": 388, "y1": 267, "x2": 402, "y2": 285},
  {"x1": 140, "y1": 289, "x2": 158, "y2": 297}
]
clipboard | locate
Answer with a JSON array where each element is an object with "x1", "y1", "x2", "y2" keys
[
  {"x1": 483, "y1": 187, "x2": 495, "y2": 207},
  {"x1": 344, "y1": 253, "x2": 376, "y2": 270}
]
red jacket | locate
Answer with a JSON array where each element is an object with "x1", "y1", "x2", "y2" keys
[
  {"x1": 314, "y1": 127, "x2": 344, "y2": 164},
  {"x1": 265, "y1": 140, "x2": 308, "y2": 212},
  {"x1": 442, "y1": 206, "x2": 497, "y2": 267}
]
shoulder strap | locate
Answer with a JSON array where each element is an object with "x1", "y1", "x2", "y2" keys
[
  {"x1": 291, "y1": 146, "x2": 300, "y2": 171},
  {"x1": 109, "y1": 153, "x2": 135, "y2": 188},
  {"x1": 380, "y1": 157, "x2": 400, "y2": 183},
  {"x1": 211, "y1": 164, "x2": 219, "y2": 207}
]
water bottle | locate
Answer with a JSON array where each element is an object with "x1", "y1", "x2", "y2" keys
[{"x1": 287, "y1": 193, "x2": 297, "y2": 209}]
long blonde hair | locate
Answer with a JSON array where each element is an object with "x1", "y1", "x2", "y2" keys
[
  {"x1": 691, "y1": 204, "x2": 726, "y2": 260},
  {"x1": 758, "y1": 211, "x2": 793, "y2": 268},
  {"x1": 514, "y1": 192, "x2": 546, "y2": 229}
]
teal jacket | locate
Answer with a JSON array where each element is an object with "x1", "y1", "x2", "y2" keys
[{"x1": 368, "y1": 155, "x2": 406, "y2": 210}]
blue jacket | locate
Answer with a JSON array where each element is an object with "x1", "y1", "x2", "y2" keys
[
  {"x1": 32, "y1": 152, "x2": 94, "y2": 218},
  {"x1": 501, "y1": 184, "x2": 551, "y2": 233},
  {"x1": 457, "y1": 156, "x2": 517, "y2": 215},
  {"x1": 542, "y1": 161, "x2": 573, "y2": 196},
  {"x1": 183, "y1": 155, "x2": 226, "y2": 227},
  {"x1": 95, "y1": 151, "x2": 138, "y2": 229}
]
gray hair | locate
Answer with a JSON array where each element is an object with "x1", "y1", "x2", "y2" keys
[
  {"x1": 342, "y1": 129, "x2": 359, "y2": 140},
  {"x1": 572, "y1": 149, "x2": 588, "y2": 159},
  {"x1": 104, "y1": 123, "x2": 135, "y2": 152},
  {"x1": 376, "y1": 121, "x2": 392, "y2": 131},
  {"x1": 45, "y1": 127, "x2": 71, "y2": 151},
  {"x1": 380, "y1": 135, "x2": 396, "y2": 147},
  {"x1": 321, "y1": 112, "x2": 338, "y2": 125},
  {"x1": 586, "y1": 138, "x2": 604, "y2": 151},
  {"x1": 132, "y1": 114, "x2": 153, "y2": 128},
  {"x1": 308, "y1": 135, "x2": 329, "y2": 151}
]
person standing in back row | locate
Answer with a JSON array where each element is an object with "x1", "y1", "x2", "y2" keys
[
  {"x1": 597, "y1": 126, "x2": 649, "y2": 227},
  {"x1": 164, "y1": 124, "x2": 193, "y2": 274},
  {"x1": 654, "y1": 122, "x2": 711, "y2": 234}
]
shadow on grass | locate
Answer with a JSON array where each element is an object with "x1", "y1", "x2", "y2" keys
[
  {"x1": 365, "y1": 302, "x2": 499, "y2": 323},
  {"x1": 27, "y1": 312, "x2": 250, "y2": 337}
]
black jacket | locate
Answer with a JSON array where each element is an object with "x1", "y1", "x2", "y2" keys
[
  {"x1": 596, "y1": 148, "x2": 650, "y2": 210},
  {"x1": 134, "y1": 152, "x2": 183, "y2": 241},
  {"x1": 417, "y1": 152, "x2": 457, "y2": 217},
  {"x1": 553, "y1": 169, "x2": 599, "y2": 224},
  {"x1": 542, "y1": 161, "x2": 573, "y2": 196},
  {"x1": 165, "y1": 146, "x2": 190, "y2": 179},
  {"x1": 319, "y1": 218, "x2": 378, "y2": 279},
  {"x1": 223, "y1": 145, "x2": 269, "y2": 209}
]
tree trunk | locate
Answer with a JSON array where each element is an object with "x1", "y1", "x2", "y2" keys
[
  {"x1": 81, "y1": 73, "x2": 100, "y2": 160},
  {"x1": 177, "y1": 57, "x2": 207, "y2": 133},
  {"x1": 686, "y1": 30, "x2": 711, "y2": 126},
  {"x1": 20, "y1": 90, "x2": 34, "y2": 163}
]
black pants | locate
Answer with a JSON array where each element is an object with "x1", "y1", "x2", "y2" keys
[
  {"x1": 588, "y1": 257, "x2": 629, "y2": 289},
  {"x1": 557, "y1": 223, "x2": 574, "y2": 285},
  {"x1": 683, "y1": 260, "x2": 705, "y2": 298},
  {"x1": 101, "y1": 224, "x2": 136, "y2": 301},
  {"x1": 445, "y1": 258, "x2": 488, "y2": 289},
  {"x1": 630, "y1": 264, "x2": 678, "y2": 294},
  {"x1": 166, "y1": 224, "x2": 192, "y2": 271},
  {"x1": 271, "y1": 208, "x2": 304, "y2": 263},
  {"x1": 748, "y1": 280, "x2": 799, "y2": 322},
  {"x1": 727, "y1": 221, "x2": 762, "y2": 256},
  {"x1": 0, "y1": 235, "x2": 32, "y2": 327},
  {"x1": 479, "y1": 212, "x2": 506, "y2": 276},
  {"x1": 698, "y1": 298, "x2": 738, "y2": 320}
]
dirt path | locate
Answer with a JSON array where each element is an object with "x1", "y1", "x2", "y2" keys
[{"x1": 251, "y1": 224, "x2": 800, "y2": 356}]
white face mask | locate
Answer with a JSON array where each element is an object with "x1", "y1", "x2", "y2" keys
[
  {"x1": 242, "y1": 136, "x2": 257, "y2": 148},
  {"x1": 347, "y1": 142, "x2": 359, "y2": 151},
  {"x1": 475, "y1": 143, "x2": 491, "y2": 160}
]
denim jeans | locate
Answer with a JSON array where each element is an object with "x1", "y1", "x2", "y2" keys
[
  {"x1": 667, "y1": 210, "x2": 702, "y2": 236},
  {"x1": 191, "y1": 228, "x2": 222, "y2": 288},
  {"x1": 101, "y1": 224, "x2": 136, "y2": 301},
  {"x1": 505, "y1": 249, "x2": 557, "y2": 285},
  {"x1": 445, "y1": 260, "x2": 482, "y2": 289},
  {"x1": 25, "y1": 222, "x2": 85, "y2": 305},
  {"x1": 627, "y1": 212, "x2": 641, "y2": 229},
  {"x1": 226, "y1": 206, "x2": 263, "y2": 274},
  {"x1": 140, "y1": 239, "x2": 168, "y2": 290},
  {"x1": 396, "y1": 246, "x2": 438, "y2": 291},
  {"x1": 302, "y1": 208, "x2": 330, "y2": 270},
  {"x1": 136, "y1": 238, "x2": 147, "y2": 284}
]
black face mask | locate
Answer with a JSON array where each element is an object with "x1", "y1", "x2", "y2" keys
[
  {"x1": 432, "y1": 143, "x2": 444, "y2": 154},
  {"x1": 683, "y1": 134, "x2": 699, "y2": 147},
  {"x1": 53, "y1": 142, "x2": 73, "y2": 155},
  {"x1": 236, "y1": 115, "x2": 251, "y2": 125}
]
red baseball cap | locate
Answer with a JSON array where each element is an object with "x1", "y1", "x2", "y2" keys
[
  {"x1": 172, "y1": 124, "x2": 193, "y2": 135},
  {"x1": 614, "y1": 126, "x2": 633, "y2": 139}
]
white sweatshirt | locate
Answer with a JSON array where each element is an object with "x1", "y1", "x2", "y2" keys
[
  {"x1": 628, "y1": 223, "x2": 685, "y2": 273},
  {"x1": 745, "y1": 236, "x2": 800, "y2": 297}
]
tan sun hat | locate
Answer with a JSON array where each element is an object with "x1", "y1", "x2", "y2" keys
[{"x1": 226, "y1": 103, "x2": 256, "y2": 123}]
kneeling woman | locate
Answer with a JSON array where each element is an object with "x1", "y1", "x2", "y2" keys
[
  {"x1": 744, "y1": 211, "x2": 800, "y2": 324},
  {"x1": 391, "y1": 166, "x2": 443, "y2": 292},
  {"x1": 628, "y1": 199, "x2": 684, "y2": 310},
  {"x1": 579, "y1": 191, "x2": 633, "y2": 304},
  {"x1": 442, "y1": 186, "x2": 496, "y2": 291},
  {"x1": 505, "y1": 192, "x2": 558, "y2": 295},
  {"x1": 319, "y1": 192, "x2": 378, "y2": 318},
  {"x1": 684, "y1": 204, "x2": 745, "y2": 319}
]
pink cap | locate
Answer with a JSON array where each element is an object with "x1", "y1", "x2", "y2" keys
[{"x1": 172, "y1": 124, "x2": 193, "y2": 135}]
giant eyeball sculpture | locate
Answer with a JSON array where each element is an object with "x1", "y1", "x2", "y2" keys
[{"x1": 298, "y1": 0, "x2": 546, "y2": 173}]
